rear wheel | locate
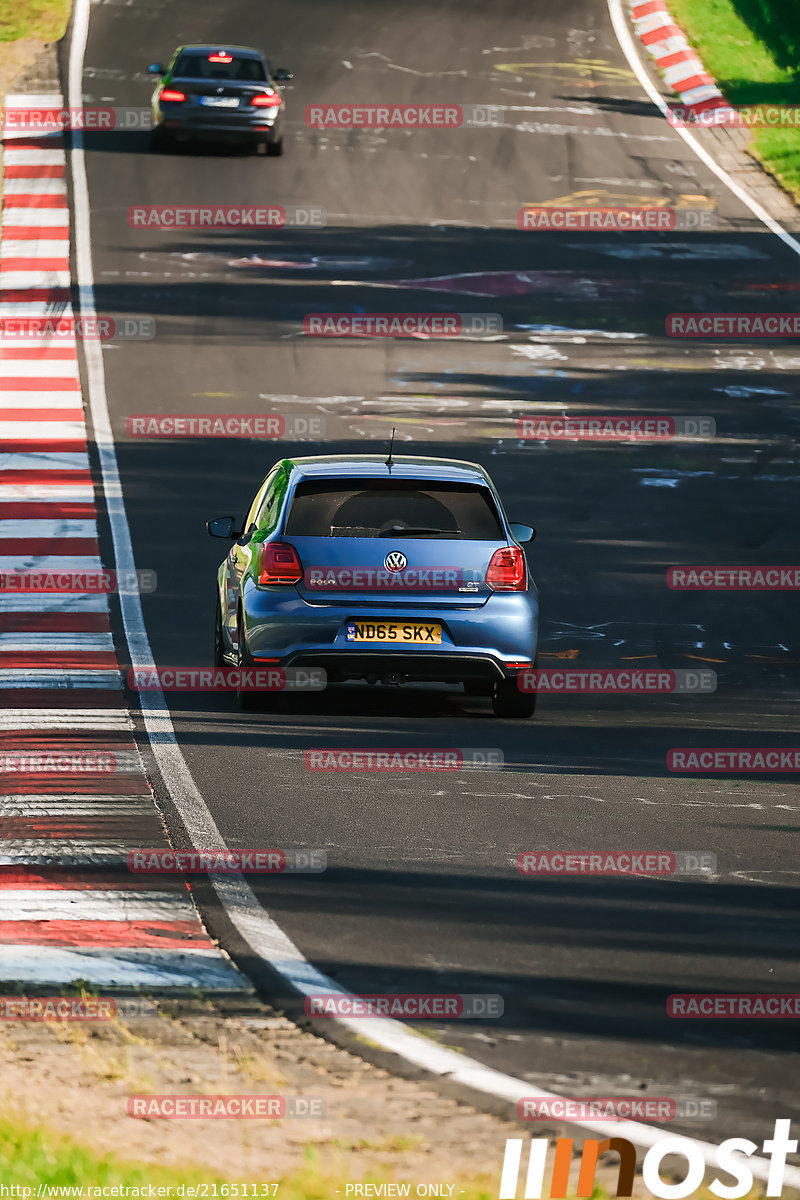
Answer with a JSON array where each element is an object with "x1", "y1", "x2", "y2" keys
[
  {"x1": 236, "y1": 611, "x2": 263, "y2": 711},
  {"x1": 492, "y1": 676, "x2": 536, "y2": 719},
  {"x1": 265, "y1": 136, "x2": 283, "y2": 157},
  {"x1": 149, "y1": 126, "x2": 172, "y2": 152}
]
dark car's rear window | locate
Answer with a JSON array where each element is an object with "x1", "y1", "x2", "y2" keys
[
  {"x1": 172, "y1": 53, "x2": 266, "y2": 81},
  {"x1": 284, "y1": 479, "x2": 503, "y2": 539}
]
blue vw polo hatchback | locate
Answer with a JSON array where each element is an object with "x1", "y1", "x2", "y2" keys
[{"x1": 208, "y1": 455, "x2": 538, "y2": 717}]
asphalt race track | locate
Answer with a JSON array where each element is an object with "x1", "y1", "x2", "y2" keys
[{"x1": 71, "y1": 0, "x2": 800, "y2": 1148}]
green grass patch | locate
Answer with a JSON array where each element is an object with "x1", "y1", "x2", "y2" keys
[
  {"x1": 668, "y1": 0, "x2": 800, "y2": 200},
  {"x1": 0, "y1": 0, "x2": 70, "y2": 43}
]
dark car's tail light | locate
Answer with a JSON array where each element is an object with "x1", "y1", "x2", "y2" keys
[
  {"x1": 486, "y1": 546, "x2": 526, "y2": 591},
  {"x1": 258, "y1": 542, "x2": 303, "y2": 585},
  {"x1": 159, "y1": 89, "x2": 186, "y2": 102},
  {"x1": 251, "y1": 92, "x2": 282, "y2": 106}
]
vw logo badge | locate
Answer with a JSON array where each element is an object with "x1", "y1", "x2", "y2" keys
[{"x1": 384, "y1": 551, "x2": 407, "y2": 573}]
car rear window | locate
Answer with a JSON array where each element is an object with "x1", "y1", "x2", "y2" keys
[
  {"x1": 173, "y1": 53, "x2": 267, "y2": 81},
  {"x1": 284, "y1": 479, "x2": 503, "y2": 539}
]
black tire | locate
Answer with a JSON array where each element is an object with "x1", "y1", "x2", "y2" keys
[
  {"x1": 213, "y1": 596, "x2": 225, "y2": 668},
  {"x1": 492, "y1": 676, "x2": 536, "y2": 719},
  {"x1": 265, "y1": 136, "x2": 283, "y2": 157},
  {"x1": 149, "y1": 126, "x2": 172, "y2": 153},
  {"x1": 236, "y1": 612, "x2": 262, "y2": 711}
]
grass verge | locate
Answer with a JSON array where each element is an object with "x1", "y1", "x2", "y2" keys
[
  {"x1": 0, "y1": 0, "x2": 70, "y2": 43},
  {"x1": 668, "y1": 0, "x2": 800, "y2": 202},
  {"x1": 0, "y1": 1117, "x2": 505, "y2": 1200}
]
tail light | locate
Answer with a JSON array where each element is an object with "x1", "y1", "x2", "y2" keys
[
  {"x1": 485, "y1": 546, "x2": 526, "y2": 591},
  {"x1": 251, "y1": 92, "x2": 282, "y2": 107},
  {"x1": 159, "y1": 89, "x2": 186, "y2": 102},
  {"x1": 258, "y1": 542, "x2": 303, "y2": 585}
]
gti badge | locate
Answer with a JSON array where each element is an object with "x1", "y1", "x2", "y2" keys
[{"x1": 384, "y1": 551, "x2": 407, "y2": 573}]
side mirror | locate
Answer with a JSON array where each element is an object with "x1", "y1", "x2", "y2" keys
[
  {"x1": 510, "y1": 523, "x2": 536, "y2": 543},
  {"x1": 206, "y1": 515, "x2": 239, "y2": 539},
  {"x1": 148, "y1": 63, "x2": 164, "y2": 74},
  {"x1": 273, "y1": 68, "x2": 293, "y2": 82}
]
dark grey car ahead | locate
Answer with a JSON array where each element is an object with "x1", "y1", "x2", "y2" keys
[{"x1": 149, "y1": 44, "x2": 291, "y2": 154}]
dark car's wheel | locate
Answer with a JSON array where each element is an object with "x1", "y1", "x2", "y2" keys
[
  {"x1": 492, "y1": 676, "x2": 536, "y2": 719},
  {"x1": 213, "y1": 596, "x2": 225, "y2": 668},
  {"x1": 149, "y1": 126, "x2": 172, "y2": 152},
  {"x1": 265, "y1": 136, "x2": 283, "y2": 157},
  {"x1": 235, "y1": 612, "x2": 263, "y2": 711}
]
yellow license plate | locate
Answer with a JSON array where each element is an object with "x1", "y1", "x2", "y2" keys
[{"x1": 346, "y1": 621, "x2": 442, "y2": 644}]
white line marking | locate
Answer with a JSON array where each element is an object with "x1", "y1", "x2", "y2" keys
[
  {"x1": 0, "y1": 632, "x2": 113, "y2": 651},
  {"x1": 2, "y1": 149, "x2": 66, "y2": 166},
  {"x1": 0, "y1": 712, "x2": 128, "y2": 730},
  {"x1": 0, "y1": 519, "x2": 97, "y2": 537},
  {"x1": 0, "y1": 555, "x2": 102, "y2": 571},
  {"x1": 0, "y1": 393, "x2": 84, "y2": 408},
  {"x1": 609, "y1": 0, "x2": 800, "y2": 258},
  {"x1": 65, "y1": 0, "x2": 800, "y2": 1175},
  {"x1": 0, "y1": 671, "x2": 121, "y2": 688},
  {"x1": 0, "y1": 359, "x2": 80, "y2": 377},
  {"x1": 0, "y1": 792, "x2": 147, "y2": 804},
  {"x1": 0, "y1": 270, "x2": 71, "y2": 289},
  {"x1": 0, "y1": 485, "x2": 95, "y2": 502},
  {"x1": 0, "y1": 423, "x2": 85, "y2": 441},
  {"x1": 0, "y1": 946, "x2": 248, "y2": 989},
  {"x1": 0, "y1": 890, "x2": 200, "y2": 921},
  {"x1": 4, "y1": 93, "x2": 65, "y2": 106},
  {"x1": 2, "y1": 178, "x2": 66, "y2": 196},
  {"x1": 0, "y1": 451, "x2": 90, "y2": 471},
  {"x1": 1, "y1": 209, "x2": 70, "y2": 227},
  {"x1": 0, "y1": 594, "x2": 108, "y2": 613},
  {"x1": 0, "y1": 241, "x2": 71, "y2": 258}
]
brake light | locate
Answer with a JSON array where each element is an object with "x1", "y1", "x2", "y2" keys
[
  {"x1": 159, "y1": 89, "x2": 185, "y2": 102},
  {"x1": 251, "y1": 92, "x2": 282, "y2": 106},
  {"x1": 258, "y1": 542, "x2": 303, "y2": 585},
  {"x1": 209, "y1": 53, "x2": 233, "y2": 63},
  {"x1": 485, "y1": 546, "x2": 526, "y2": 591}
]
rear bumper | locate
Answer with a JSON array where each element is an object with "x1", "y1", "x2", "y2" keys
[
  {"x1": 236, "y1": 586, "x2": 538, "y2": 684},
  {"x1": 155, "y1": 113, "x2": 280, "y2": 139}
]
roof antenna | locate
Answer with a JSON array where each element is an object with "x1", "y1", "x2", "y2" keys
[{"x1": 385, "y1": 426, "x2": 396, "y2": 469}]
